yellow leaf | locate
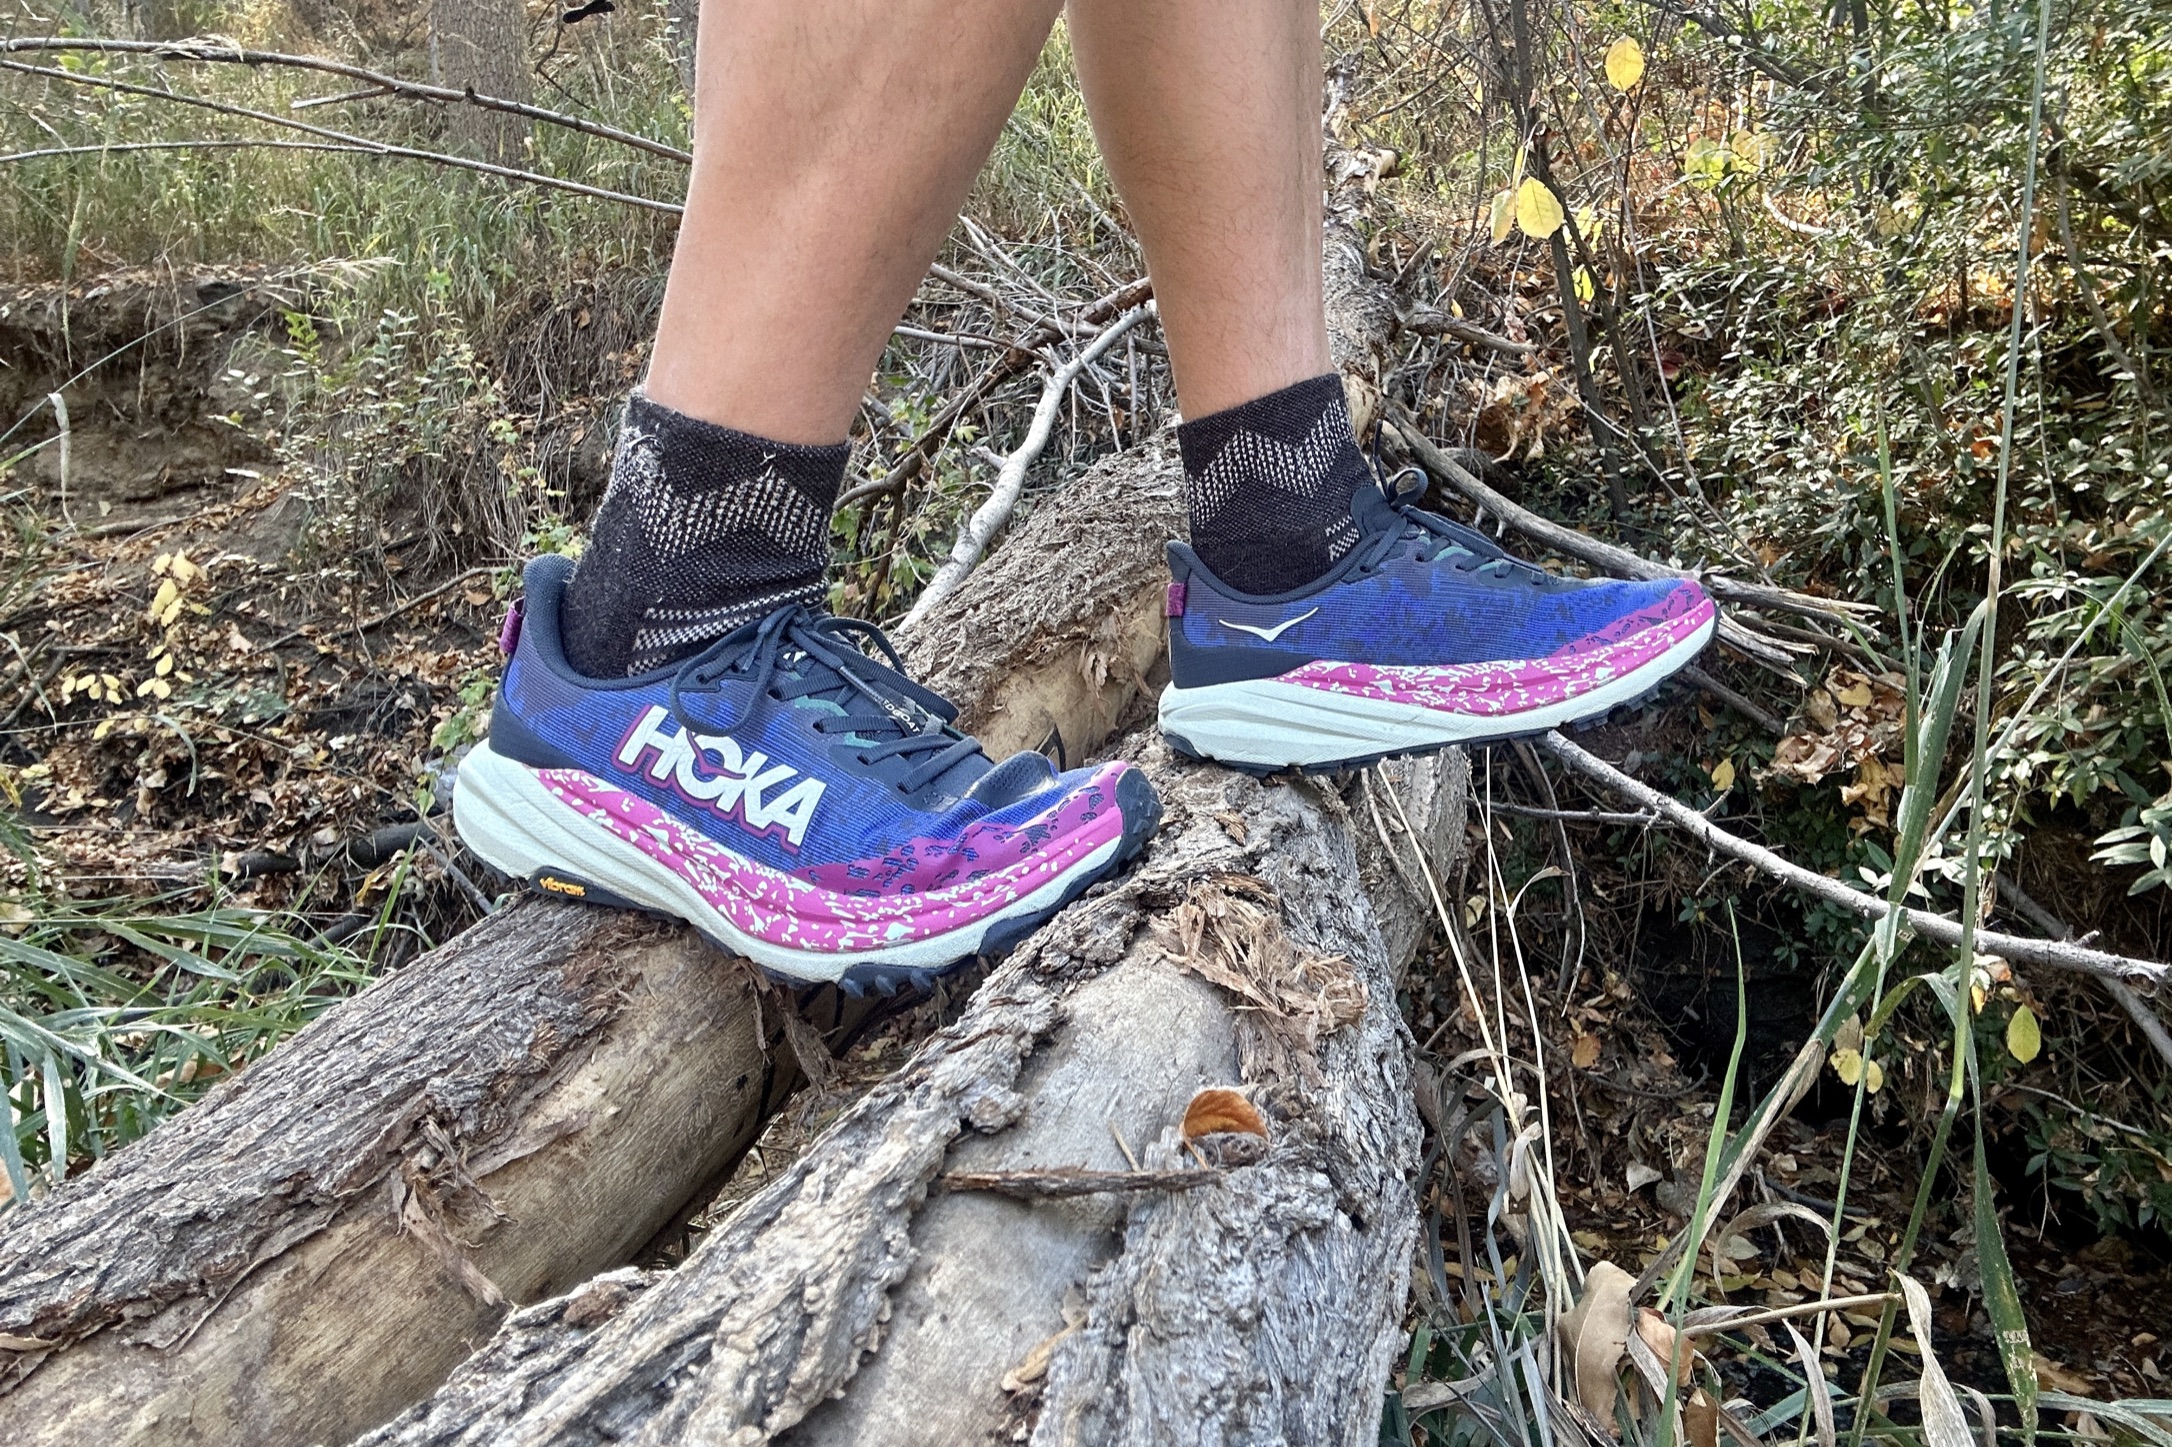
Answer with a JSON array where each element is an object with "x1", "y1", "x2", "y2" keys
[
  {"x1": 1864, "y1": 1058, "x2": 1884, "y2": 1093},
  {"x1": 1710, "y1": 757, "x2": 1737, "y2": 790},
  {"x1": 1830, "y1": 1048, "x2": 1863, "y2": 1086},
  {"x1": 1605, "y1": 37, "x2": 1646, "y2": 92},
  {"x1": 146, "y1": 579, "x2": 179, "y2": 625},
  {"x1": 1490, "y1": 188, "x2": 1516, "y2": 243},
  {"x1": 1731, "y1": 130, "x2": 1766, "y2": 172},
  {"x1": 1515, "y1": 178, "x2": 1565, "y2": 240},
  {"x1": 1574, "y1": 266, "x2": 1596, "y2": 304},
  {"x1": 1836, "y1": 681, "x2": 1874, "y2": 707},
  {"x1": 1574, "y1": 204, "x2": 1603, "y2": 246},
  {"x1": 2007, "y1": 1005, "x2": 2042, "y2": 1064},
  {"x1": 154, "y1": 653, "x2": 174, "y2": 678}
]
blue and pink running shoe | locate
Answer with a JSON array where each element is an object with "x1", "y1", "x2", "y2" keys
[
  {"x1": 453, "y1": 556, "x2": 1161, "y2": 989},
  {"x1": 1159, "y1": 472, "x2": 1717, "y2": 771}
]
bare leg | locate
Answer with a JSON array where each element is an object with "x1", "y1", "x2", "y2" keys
[
  {"x1": 646, "y1": 0, "x2": 1064, "y2": 445},
  {"x1": 1065, "y1": 0, "x2": 1331, "y2": 419}
]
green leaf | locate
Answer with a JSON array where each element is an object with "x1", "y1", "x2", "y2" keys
[{"x1": 1975, "y1": 1125, "x2": 2038, "y2": 1444}]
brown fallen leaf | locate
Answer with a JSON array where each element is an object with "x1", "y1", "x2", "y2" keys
[
  {"x1": 1685, "y1": 1388, "x2": 1721, "y2": 1447},
  {"x1": 1181, "y1": 1087, "x2": 1268, "y2": 1142},
  {"x1": 1559, "y1": 1259, "x2": 1635, "y2": 1420}
]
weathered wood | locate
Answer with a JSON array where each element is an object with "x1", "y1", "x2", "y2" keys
[
  {"x1": 0, "y1": 908, "x2": 801, "y2": 1446},
  {"x1": 357, "y1": 386, "x2": 1471, "y2": 1446}
]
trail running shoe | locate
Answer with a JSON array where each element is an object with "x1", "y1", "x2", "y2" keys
[
  {"x1": 453, "y1": 556, "x2": 1161, "y2": 990},
  {"x1": 1159, "y1": 471, "x2": 1717, "y2": 771}
]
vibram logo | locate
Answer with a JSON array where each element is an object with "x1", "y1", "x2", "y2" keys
[
  {"x1": 614, "y1": 705, "x2": 826, "y2": 849},
  {"x1": 535, "y1": 874, "x2": 587, "y2": 897}
]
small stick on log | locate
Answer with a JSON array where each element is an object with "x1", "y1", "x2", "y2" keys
[
  {"x1": 1541, "y1": 730, "x2": 2171, "y2": 986},
  {"x1": 1384, "y1": 410, "x2": 1866, "y2": 631},
  {"x1": 941, "y1": 1165, "x2": 1225, "y2": 1201}
]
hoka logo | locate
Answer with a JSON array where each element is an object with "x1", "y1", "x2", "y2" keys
[{"x1": 614, "y1": 706, "x2": 826, "y2": 850}]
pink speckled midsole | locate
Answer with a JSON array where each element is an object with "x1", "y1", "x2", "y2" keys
[
  {"x1": 1158, "y1": 595, "x2": 1717, "y2": 767},
  {"x1": 1278, "y1": 591, "x2": 1717, "y2": 716},
  {"x1": 453, "y1": 744, "x2": 1131, "y2": 975}
]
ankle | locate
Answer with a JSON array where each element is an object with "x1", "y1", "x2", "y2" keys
[
  {"x1": 1178, "y1": 373, "x2": 1371, "y2": 596},
  {"x1": 561, "y1": 394, "x2": 847, "y2": 677}
]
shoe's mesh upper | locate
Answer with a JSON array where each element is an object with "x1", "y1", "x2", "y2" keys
[
  {"x1": 1178, "y1": 373, "x2": 1371, "y2": 595},
  {"x1": 562, "y1": 394, "x2": 846, "y2": 676}
]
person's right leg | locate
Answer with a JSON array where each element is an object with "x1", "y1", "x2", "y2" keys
[
  {"x1": 1070, "y1": 0, "x2": 1716, "y2": 772},
  {"x1": 567, "y1": 0, "x2": 1065, "y2": 678},
  {"x1": 454, "y1": 0, "x2": 1160, "y2": 989}
]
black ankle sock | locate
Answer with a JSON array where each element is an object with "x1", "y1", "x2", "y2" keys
[
  {"x1": 561, "y1": 394, "x2": 847, "y2": 677},
  {"x1": 1177, "y1": 373, "x2": 1372, "y2": 596}
]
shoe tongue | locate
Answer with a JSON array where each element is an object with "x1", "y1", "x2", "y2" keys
[{"x1": 1350, "y1": 473, "x2": 1403, "y2": 537}]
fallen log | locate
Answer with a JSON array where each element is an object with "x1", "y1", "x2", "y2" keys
[
  {"x1": 355, "y1": 434, "x2": 1472, "y2": 1443},
  {"x1": 0, "y1": 907, "x2": 807, "y2": 1446}
]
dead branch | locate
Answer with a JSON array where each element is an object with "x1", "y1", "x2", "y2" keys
[
  {"x1": 0, "y1": 61, "x2": 683, "y2": 214},
  {"x1": 0, "y1": 137, "x2": 371, "y2": 164},
  {"x1": 1385, "y1": 410, "x2": 1868, "y2": 633},
  {"x1": 940, "y1": 1165, "x2": 1225, "y2": 1201},
  {"x1": 1540, "y1": 730, "x2": 2171, "y2": 987},
  {"x1": 0, "y1": 36, "x2": 691, "y2": 163},
  {"x1": 902, "y1": 302, "x2": 1154, "y2": 627}
]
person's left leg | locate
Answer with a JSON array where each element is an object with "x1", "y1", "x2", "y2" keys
[{"x1": 1068, "y1": 0, "x2": 1716, "y2": 773}]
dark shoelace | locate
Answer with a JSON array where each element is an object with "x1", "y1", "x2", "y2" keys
[
  {"x1": 1352, "y1": 469, "x2": 1552, "y2": 587},
  {"x1": 668, "y1": 606, "x2": 984, "y2": 794}
]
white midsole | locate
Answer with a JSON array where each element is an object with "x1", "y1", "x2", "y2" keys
[
  {"x1": 450, "y1": 742, "x2": 1123, "y2": 983},
  {"x1": 1157, "y1": 615, "x2": 1716, "y2": 768}
]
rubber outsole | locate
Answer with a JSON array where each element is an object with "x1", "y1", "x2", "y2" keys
[
  {"x1": 458, "y1": 753, "x2": 1163, "y2": 998},
  {"x1": 1160, "y1": 641, "x2": 1705, "y2": 779}
]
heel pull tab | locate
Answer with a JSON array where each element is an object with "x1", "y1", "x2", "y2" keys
[
  {"x1": 498, "y1": 600, "x2": 525, "y2": 657},
  {"x1": 1165, "y1": 580, "x2": 1188, "y2": 618}
]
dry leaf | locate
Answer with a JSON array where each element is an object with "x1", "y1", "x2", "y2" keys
[
  {"x1": 1181, "y1": 1087, "x2": 1267, "y2": 1142},
  {"x1": 1572, "y1": 1032, "x2": 1602, "y2": 1069},
  {"x1": 1605, "y1": 36, "x2": 1647, "y2": 91},
  {"x1": 1898, "y1": 1274, "x2": 1973, "y2": 1447},
  {"x1": 1710, "y1": 757, "x2": 1736, "y2": 790},
  {"x1": 1490, "y1": 188, "x2": 1516, "y2": 243},
  {"x1": 1637, "y1": 1309, "x2": 1695, "y2": 1389},
  {"x1": 1685, "y1": 1388, "x2": 1721, "y2": 1447},
  {"x1": 1559, "y1": 1259, "x2": 1635, "y2": 1419}
]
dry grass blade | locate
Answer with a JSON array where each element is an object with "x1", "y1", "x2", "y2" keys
[
  {"x1": 1784, "y1": 1322, "x2": 1838, "y2": 1447},
  {"x1": 1898, "y1": 1274, "x2": 1974, "y2": 1447}
]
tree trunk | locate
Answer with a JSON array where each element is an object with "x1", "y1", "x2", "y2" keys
[
  {"x1": 431, "y1": 0, "x2": 534, "y2": 162},
  {"x1": 353, "y1": 230, "x2": 1463, "y2": 1446},
  {"x1": 351, "y1": 443, "x2": 1465, "y2": 1441}
]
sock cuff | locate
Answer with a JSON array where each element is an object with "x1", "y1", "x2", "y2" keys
[
  {"x1": 623, "y1": 392, "x2": 851, "y2": 502},
  {"x1": 1176, "y1": 373, "x2": 1357, "y2": 477}
]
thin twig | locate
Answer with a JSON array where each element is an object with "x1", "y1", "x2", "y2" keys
[
  {"x1": 262, "y1": 565, "x2": 499, "y2": 651},
  {"x1": 0, "y1": 36, "x2": 691, "y2": 163},
  {"x1": 1386, "y1": 410, "x2": 1866, "y2": 631},
  {"x1": 2, "y1": 137, "x2": 373, "y2": 164},
  {"x1": 902, "y1": 304, "x2": 1154, "y2": 627},
  {"x1": 941, "y1": 1164, "x2": 1222, "y2": 1200},
  {"x1": 0, "y1": 60, "x2": 683, "y2": 214},
  {"x1": 1540, "y1": 731, "x2": 2170, "y2": 986}
]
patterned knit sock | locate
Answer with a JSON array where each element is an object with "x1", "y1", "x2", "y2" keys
[
  {"x1": 1177, "y1": 373, "x2": 1373, "y2": 596},
  {"x1": 561, "y1": 394, "x2": 847, "y2": 677}
]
